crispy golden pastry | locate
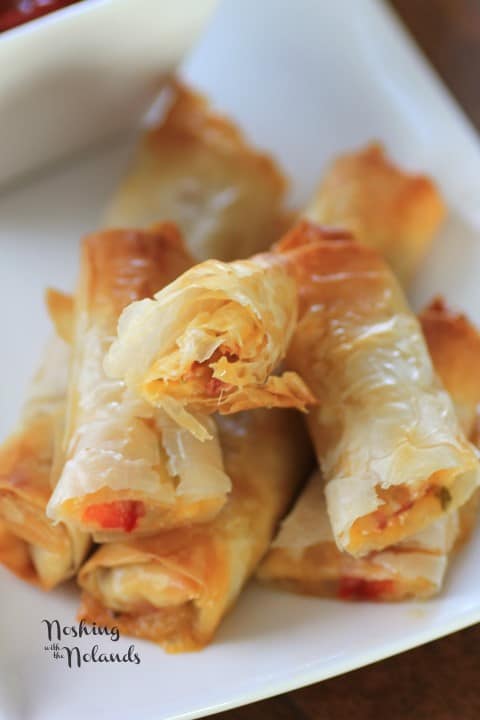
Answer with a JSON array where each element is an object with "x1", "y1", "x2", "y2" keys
[
  {"x1": 47, "y1": 226, "x2": 231, "y2": 540},
  {"x1": 258, "y1": 471, "x2": 468, "y2": 600},
  {"x1": 420, "y1": 297, "x2": 480, "y2": 436},
  {"x1": 305, "y1": 143, "x2": 446, "y2": 284},
  {"x1": 0, "y1": 521, "x2": 38, "y2": 586},
  {"x1": 274, "y1": 222, "x2": 478, "y2": 556},
  {"x1": 105, "y1": 80, "x2": 289, "y2": 261},
  {"x1": 45, "y1": 287, "x2": 74, "y2": 344},
  {"x1": 105, "y1": 255, "x2": 315, "y2": 440},
  {"x1": 2, "y1": 81, "x2": 290, "y2": 580},
  {"x1": 258, "y1": 300, "x2": 480, "y2": 599},
  {"x1": 78, "y1": 409, "x2": 312, "y2": 652},
  {"x1": 0, "y1": 336, "x2": 90, "y2": 589}
]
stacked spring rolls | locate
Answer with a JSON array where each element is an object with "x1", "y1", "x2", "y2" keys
[
  {"x1": 276, "y1": 223, "x2": 479, "y2": 555},
  {"x1": 78, "y1": 408, "x2": 311, "y2": 651},
  {"x1": 1, "y1": 79, "x2": 478, "y2": 655},
  {"x1": 0, "y1": 81, "x2": 312, "y2": 651},
  {"x1": 46, "y1": 225, "x2": 235, "y2": 540},
  {"x1": 0, "y1": 80, "x2": 292, "y2": 582},
  {"x1": 258, "y1": 298, "x2": 480, "y2": 599},
  {"x1": 110, "y1": 222, "x2": 478, "y2": 555},
  {"x1": 101, "y1": 136, "x2": 478, "y2": 612}
]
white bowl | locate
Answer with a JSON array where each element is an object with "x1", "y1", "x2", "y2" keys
[{"x1": 0, "y1": 0, "x2": 217, "y2": 188}]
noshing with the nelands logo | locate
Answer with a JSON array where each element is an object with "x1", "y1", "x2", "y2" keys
[{"x1": 41, "y1": 618, "x2": 141, "y2": 669}]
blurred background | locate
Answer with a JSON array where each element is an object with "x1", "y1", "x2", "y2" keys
[{"x1": 392, "y1": 0, "x2": 480, "y2": 131}]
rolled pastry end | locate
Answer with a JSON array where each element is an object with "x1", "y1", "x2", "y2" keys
[
  {"x1": 258, "y1": 495, "x2": 471, "y2": 602},
  {"x1": 0, "y1": 520, "x2": 84, "y2": 591},
  {"x1": 105, "y1": 255, "x2": 316, "y2": 438},
  {"x1": 77, "y1": 531, "x2": 228, "y2": 652},
  {"x1": 0, "y1": 415, "x2": 69, "y2": 552},
  {"x1": 48, "y1": 489, "x2": 226, "y2": 542},
  {"x1": 338, "y1": 465, "x2": 479, "y2": 557},
  {"x1": 0, "y1": 411, "x2": 87, "y2": 588},
  {"x1": 258, "y1": 473, "x2": 469, "y2": 602}
]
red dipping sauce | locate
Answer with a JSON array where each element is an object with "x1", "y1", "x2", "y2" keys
[{"x1": 0, "y1": 0, "x2": 83, "y2": 33}]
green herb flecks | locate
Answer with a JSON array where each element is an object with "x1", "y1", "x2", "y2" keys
[{"x1": 436, "y1": 486, "x2": 452, "y2": 511}]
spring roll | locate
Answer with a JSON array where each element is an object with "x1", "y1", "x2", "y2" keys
[
  {"x1": 103, "y1": 147, "x2": 445, "y2": 434},
  {"x1": 105, "y1": 80, "x2": 290, "y2": 261},
  {"x1": 0, "y1": 332, "x2": 90, "y2": 589},
  {"x1": 272, "y1": 222, "x2": 478, "y2": 555},
  {"x1": 258, "y1": 471, "x2": 470, "y2": 600},
  {"x1": 2, "y1": 81, "x2": 288, "y2": 576},
  {"x1": 47, "y1": 225, "x2": 231, "y2": 540},
  {"x1": 77, "y1": 409, "x2": 313, "y2": 652},
  {"x1": 305, "y1": 143, "x2": 446, "y2": 284},
  {"x1": 105, "y1": 219, "x2": 478, "y2": 554},
  {"x1": 258, "y1": 300, "x2": 480, "y2": 598},
  {"x1": 104, "y1": 255, "x2": 315, "y2": 440},
  {"x1": 160, "y1": 223, "x2": 478, "y2": 554}
]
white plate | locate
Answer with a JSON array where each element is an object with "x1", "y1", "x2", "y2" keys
[{"x1": 1, "y1": 1, "x2": 480, "y2": 719}]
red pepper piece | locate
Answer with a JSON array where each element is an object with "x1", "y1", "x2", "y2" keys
[
  {"x1": 83, "y1": 500, "x2": 145, "y2": 532},
  {"x1": 338, "y1": 576, "x2": 395, "y2": 601}
]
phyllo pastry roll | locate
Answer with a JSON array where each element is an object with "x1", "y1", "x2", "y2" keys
[
  {"x1": 105, "y1": 80, "x2": 289, "y2": 261},
  {"x1": 105, "y1": 255, "x2": 315, "y2": 440},
  {"x1": 258, "y1": 300, "x2": 480, "y2": 599},
  {"x1": 258, "y1": 471, "x2": 466, "y2": 600},
  {"x1": 47, "y1": 226, "x2": 231, "y2": 540},
  {"x1": 275, "y1": 222, "x2": 479, "y2": 556},
  {"x1": 0, "y1": 334, "x2": 90, "y2": 589},
  {"x1": 305, "y1": 143, "x2": 446, "y2": 284},
  {"x1": 78, "y1": 409, "x2": 312, "y2": 652}
]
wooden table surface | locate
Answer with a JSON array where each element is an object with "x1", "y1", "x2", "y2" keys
[{"x1": 217, "y1": 2, "x2": 480, "y2": 718}]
